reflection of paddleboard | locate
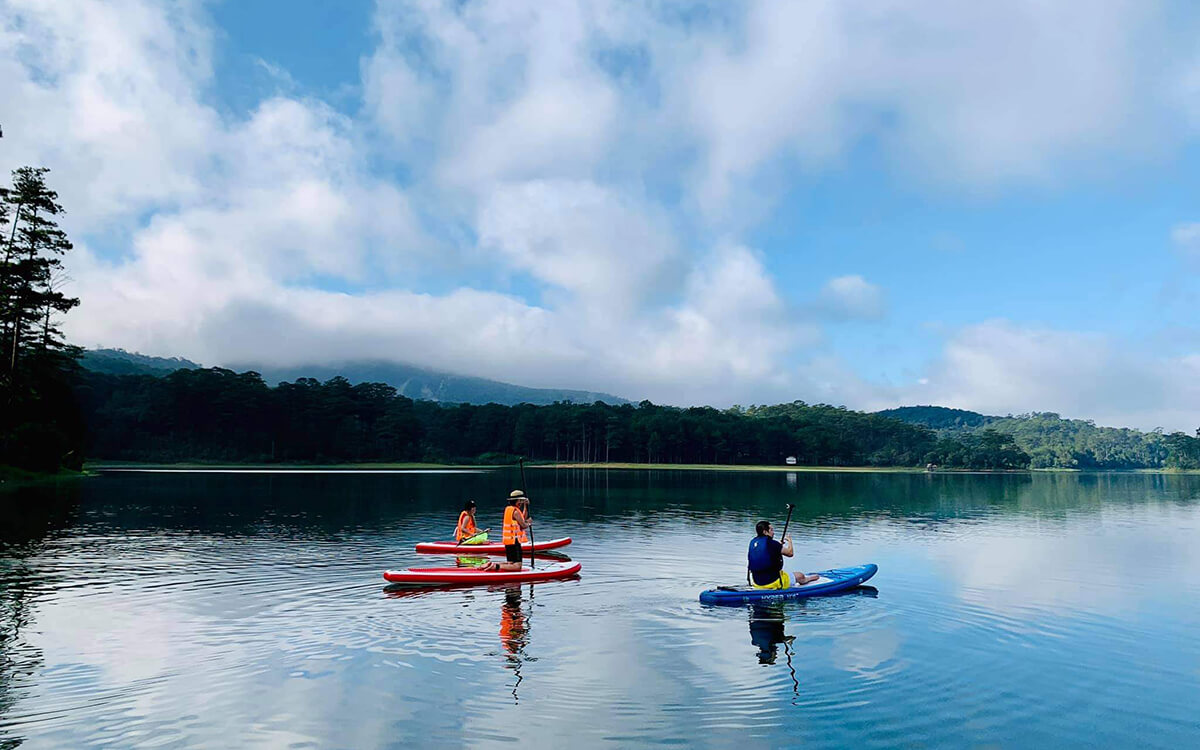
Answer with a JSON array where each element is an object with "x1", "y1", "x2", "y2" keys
[
  {"x1": 699, "y1": 564, "x2": 878, "y2": 605},
  {"x1": 414, "y1": 537, "x2": 572, "y2": 554},
  {"x1": 384, "y1": 560, "x2": 581, "y2": 585}
]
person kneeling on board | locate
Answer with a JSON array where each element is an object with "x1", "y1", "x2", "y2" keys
[
  {"x1": 748, "y1": 520, "x2": 819, "y2": 589},
  {"x1": 482, "y1": 491, "x2": 531, "y2": 572},
  {"x1": 455, "y1": 500, "x2": 488, "y2": 544}
]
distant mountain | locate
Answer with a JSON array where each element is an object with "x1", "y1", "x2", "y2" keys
[
  {"x1": 874, "y1": 405, "x2": 996, "y2": 431},
  {"x1": 228, "y1": 360, "x2": 631, "y2": 407},
  {"x1": 81, "y1": 349, "x2": 629, "y2": 406},
  {"x1": 81, "y1": 348, "x2": 201, "y2": 376}
]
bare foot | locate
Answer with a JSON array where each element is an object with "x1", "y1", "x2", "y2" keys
[{"x1": 798, "y1": 574, "x2": 820, "y2": 585}]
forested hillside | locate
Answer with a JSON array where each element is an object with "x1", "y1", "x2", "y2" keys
[
  {"x1": 875, "y1": 406, "x2": 995, "y2": 430},
  {"x1": 80, "y1": 349, "x2": 200, "y2": 376},
  {"x1": 79, "y1": 349, "x2": 628, "y2": 407},
  {"x1": 876, "y1": 405, "x2": 1200, "y2": 469},
  {"x1": 240, "y1": 360, "x2": 630, "y2": 407},
  {"x1": 73, "y1": 368, "x2": 1033, "y2": 469}
]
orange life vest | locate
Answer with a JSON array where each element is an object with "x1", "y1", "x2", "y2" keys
[
  {"x1": 502, "y1": 504, "x2": 528, "y2": 545},
  {"x1": 455, "y1": 510, "x2": 477, "y2": 541}
]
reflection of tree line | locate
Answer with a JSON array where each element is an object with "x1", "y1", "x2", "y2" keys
[
  {"x1": 0, "y1": 560, "x2": 42, "y2": 743},
  {"x1": 0, "y1": 486, "x2": 78, "y2": 742},
  {"x1": 15, "y1": 469, "x2": 1193, "y2": 550},
  {"x1": 545, "y1": 470, "x2": 1200, "y2": 529}
]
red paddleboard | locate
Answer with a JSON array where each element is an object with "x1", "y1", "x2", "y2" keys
[
  {"x1": 383, "y1": 560, "x2": 581, "y2": 585},
  {"x1": 414, "y1": 536, "x2": 572, "y2": 554}
]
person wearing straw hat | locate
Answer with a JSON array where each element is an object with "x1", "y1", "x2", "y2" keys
[{"x1": 482, "y1": 490, "x2": 531, "y2": 572}]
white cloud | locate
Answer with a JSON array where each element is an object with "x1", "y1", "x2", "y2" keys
[
  {"x1": 477, "y1": 180, "x2": 679, "y2": 317},
  {"x1": 827, "y1": 320, "x2": 1200, "y2": 432},
  {"x1": 815, "y1": 275, "x2": 886, "y2": 321},
  {"x1": 636, "y1": 245, "x2": 807, "y2": 392},
  {"x1": 1173, "y1": 223, "x2": 1200, "y2": 261},
  {"x1": 5, "y1": 0, "x2": 1200, "y2": 420},
  {"x1": 672, "y1": 0, "x2": 1192, "y2": 212},
  {"x1": 0, "y1": 0, "x2": 220, "y2": 225}
]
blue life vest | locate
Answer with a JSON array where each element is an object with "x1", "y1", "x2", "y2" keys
[{"x1": 747, "y1": 536, "x2": 783, "y2": 585}]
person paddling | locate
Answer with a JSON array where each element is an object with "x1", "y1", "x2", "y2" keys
[
  {"x1": 455, "y1": 500, "x2": 488, "y2": 544},
  {"x1": 483, "y1": 490, "x2": 531, "y2": 572},
  {"x1": 747, "y1": 520, "x2": 819, "y2": 589}
]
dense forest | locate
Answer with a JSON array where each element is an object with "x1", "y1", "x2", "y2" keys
[
  {"x1": 879, "y1": 405, "x2": 1200, "y2": 470},
  {"x1": 72, "y1": 366, "x2": 1025, "y2": 469}
]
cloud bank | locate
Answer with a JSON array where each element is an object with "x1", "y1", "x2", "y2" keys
[{"x1": 1, "y1": 0, "x2": 1197, "y2": 427}]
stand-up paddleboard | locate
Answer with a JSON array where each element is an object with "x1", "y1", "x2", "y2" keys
[
  {"x1": 384, "y1": 560, "x2": 581, "y2": 585},
  {"x1": 414, "y1": 537, "x2": 572, "y2": 554},
  {"x1": 699, "y1": 564, "x2": 877, "y2": 605}
]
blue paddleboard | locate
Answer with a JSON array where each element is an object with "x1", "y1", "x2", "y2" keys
[{"x1": 699, "y1": 563, "x2": 878, "y2": 605}]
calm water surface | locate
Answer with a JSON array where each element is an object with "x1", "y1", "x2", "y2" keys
[{"x1": 2, "y1": 470, "x2": 1199, "y2": 748}]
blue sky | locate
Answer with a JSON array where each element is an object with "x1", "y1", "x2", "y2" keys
[{"x1": 3, "y1": 0, "x2": 1199, "y2": 429}]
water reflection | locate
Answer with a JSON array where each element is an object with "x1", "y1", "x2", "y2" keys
[
  {"x1": 1, "y1": 484, "x2": 81, "y2": 749},
  {"x1": 2, "y1": 470, "x2": 1197, "y2": 749},
  {"x1": 748, "y1": 603, "x2": 792, "y2": 666},
  {"x1": 747, "y1": 587, "x2": 881, "y2": 701},
  {"x1": 499, "y1": 586, "x2": 530, "y2": 703}
]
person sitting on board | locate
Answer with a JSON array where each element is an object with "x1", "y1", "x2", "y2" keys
[
  {"x1": 748, "y1": 520, "x2": 819, "y2": 589},
  {"x1": 455, "y1": 500, "x2": 488, "y2": 544},
  {"x1": 482, "y1": 491, "x2": 531, "y2": 572}
]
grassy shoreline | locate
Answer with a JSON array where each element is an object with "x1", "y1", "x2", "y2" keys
[
  {"x1": 0, "y1": 465, "x2": 90, "y2": 488},
  {"x1": 539, "y1": 462, "x2": 930, "y2": 473},
  {"x1": 86, "y1": 461, "x2": 476, "y2": 470}
]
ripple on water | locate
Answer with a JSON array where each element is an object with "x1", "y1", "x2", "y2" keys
[{"x1": 4, "y1": 471, "x2": 1200, "y2": 748}]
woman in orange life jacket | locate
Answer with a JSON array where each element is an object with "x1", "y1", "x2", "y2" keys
[
  {"x1": 482, "y1": 490, "x2": 531, "y2": 572},
  {"x1": 455, "y1": 500, "x2": 488, "y2": 544}
]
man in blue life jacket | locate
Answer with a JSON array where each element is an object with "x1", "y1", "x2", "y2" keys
[{"x1": 748, "y1": 520, "x2": 820, "y2": 589}]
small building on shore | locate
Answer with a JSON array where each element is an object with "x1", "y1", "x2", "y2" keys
[{"x1": 785, "y1": 456, "x2": 797, "y2": 465}]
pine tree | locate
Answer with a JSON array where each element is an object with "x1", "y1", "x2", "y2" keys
[{"x1": 0, "y1": 167, "x2": 83, "y2": 471}]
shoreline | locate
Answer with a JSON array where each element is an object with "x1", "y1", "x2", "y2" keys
[
  {"x1": 80, "y1": 461, "x2": 1200, "y2": 475},
  {"x1": 0, "y1": 465, "x2": 90, "y2": 489}
]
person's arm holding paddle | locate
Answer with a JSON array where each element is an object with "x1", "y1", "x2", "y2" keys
[
  {"x1": 486, "y1": 490, "x2": 531, "y2": 572},
  {"x1": 454, "y1": 500, "x2": 489, "y2": 545}
]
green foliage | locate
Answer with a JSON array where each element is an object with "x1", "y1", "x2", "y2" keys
[
  {"x1": 1164, "y1": 431, "x2": 1200, "y2": 470},
  {"x1": 875, "y1": 405, "x2": 994, "y2": 430},
  {"x1": 80, "y1": 348, "x2": 200, "y2": 376},
  {"x1": 72, "y1": 376, "x2": 1033, "y2": 469},
  {"x1": 924, "y1": 429, "x2": 1030, "y2": 470},
  {"x1": 229, "y1": 360, "x2": 630, "y2": 407},
  {"x1": 982, "y1": 414, "x2": 1169, "y2": 469},
  {"x1": 0, "y1": 167, "x2": 84, "y2": 472},
  {"x1": 877, "y1": 406, "x2": 1185, "y2": 470}
]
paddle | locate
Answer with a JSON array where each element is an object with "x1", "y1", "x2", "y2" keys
[
  {"x1": 519, "y1": 458, "x2": 534, "y2": 570},
  {"x1": 455, "y1": 528, "x2": 491, "y2": 547},
  {"x1": 780, "y1": 502, "x2": 795, "y2": 545}
]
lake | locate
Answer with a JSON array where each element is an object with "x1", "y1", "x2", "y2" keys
[{"x1": 2, "y1": 469, "x2": 1199, "y2": 748}]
